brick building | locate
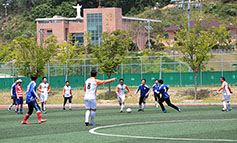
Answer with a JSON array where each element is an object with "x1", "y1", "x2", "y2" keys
[{"x1": 36, "y1": 7, "x2": 160, "y2": 50}]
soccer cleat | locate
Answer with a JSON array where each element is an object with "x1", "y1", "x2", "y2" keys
[
  {"x1": 20, "y1": 112, "x2": 23, "y2": 114},
  {"x1": 42, "y1": 111, "x2": 47, "y2": 114},
  {"x1": 120, "y1": 110, "x2": 123, "y2": 113},
  {"x1": 63, "y1": 108, "x2": 65, "y2": 110},
  {"x1": 69, "y1": 108, "x2": 72, "y2": 111},
  {"x1": 38, "y1": 119, "x2": 47, "y2": 124},
  {"x1": 8, "y1": 107, "x2": 11, "y2": 112},
  {"x1": 222, "y1": 108, "x2": 227, "y2": 112},
  {"x1": 85, "y1": 122, "x2": 89, "y2": 126},
  {"x1": 21, "y1": 121, "x2": 30, "y2": 125},
  {"x1": 227, "y1": 109, "x2": 232, "y2": 112},
  {"x1": 138, "y1": 109, "x2": 142, "y2": 112},
  {"x1": 178, "y1": 107, "x2": 181, "y2": 112},
  {"x1": 161, "y1": 110, "x2": 167, "y2": 113}
]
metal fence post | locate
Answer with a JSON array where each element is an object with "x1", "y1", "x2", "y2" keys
[
  {"x1": 121, "y1": 63, "x2": 123, "y2": 78},
  {"x1": 48, "y1": 61, "x2": 50, "y2": 84},
  {"x1": 65, "y1": 60, "x2": 68, "y2": 81},
  {"x1": 159, "y1": 56, "x2": 162, "y2": 79},
  {"x1": 221, "y1": 53, "x2": 223, "y2": 76}
]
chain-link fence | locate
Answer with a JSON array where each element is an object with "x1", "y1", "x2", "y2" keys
[{"x1": 0, "y1": 54, "x2": 236, "y2": 89}]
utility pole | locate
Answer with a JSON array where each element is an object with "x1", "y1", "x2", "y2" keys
[{"x1": 2, "y1": 3, "x2": 9, "y2": 17}]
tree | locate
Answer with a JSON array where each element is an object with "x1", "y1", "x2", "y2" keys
[
  {"x1": 12, "y1": 36, "x2": 58, "y2": 77},
  {"x1": 212, "y1": 25, "x2": 232, "y2": 50},
  {"x1": 93, "y1": 30, "x2": 132, "y2": 97},
  {"x1": 175, "y1": 20, "x2": 217, "y2": 100}
]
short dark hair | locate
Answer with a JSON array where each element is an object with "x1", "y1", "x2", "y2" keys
[
  {"x1": 158, "y1": 79, "x2": 163, "y2": 84},
  {"x1": 141, "y1": 79, "x2": 146, "y2": 82},
  {"x1": 42, "y1": 77, "x2": 47, "y2": 80},
  {"x1": 91, "y1": 70, "x2": 97, "y2": 77},
  {"x1": 120, "y1": 79, "x2": 124, "y2": 81},
  {"x1": 221, "y1": 77, "x2": 225, "y2": 81},
  {"x1": 15, "y1": 78, "x2": 19, "y2": 82},
  {"x1": 155, "y1": 79, "x2": 158, "y2": 81},
  {"x1": 31, "y1": 75, "x2": 37, "y2": 81},
  {"x1": 65, "y1": 81, "x2": 69, "y2": 84}
]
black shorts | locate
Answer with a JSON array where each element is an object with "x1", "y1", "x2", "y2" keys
[
  {"x1": 139, "y1": 96, "x2": 148, "y2": 105},
  {"x1": 27, "y1": 101, "x2": 41, "y2": 115},
  {"x1": 11, "y1": 96, "x2": 17, "y2": 105}
]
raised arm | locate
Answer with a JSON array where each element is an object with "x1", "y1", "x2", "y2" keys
[{"x1": 95, "y1": 78, "x2": 116, "y2": 85}]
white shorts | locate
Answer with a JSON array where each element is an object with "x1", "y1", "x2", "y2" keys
[
  {"x1": 85, "y1": 99, "x2": 96, "y2": 109},
  {"x1": 222, "y1": 95, "x2": 230, "y2": 102},
  {"x1": 40, "y1": 94, "x2": 48, "y2": 102},
  {"x1": 117, "y1": 95, "x2": 125, "y2": 103}
]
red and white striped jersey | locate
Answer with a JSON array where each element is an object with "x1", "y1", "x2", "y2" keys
[
  {"x1": 221, "y1": 81, "x2": 231, "y2": 96},
  {"x1": 116, "y1": 84, "x2": 130, "y2": 96},
  {"x1": 16, "y1": 85, "x2": 23, "y2": 97}
]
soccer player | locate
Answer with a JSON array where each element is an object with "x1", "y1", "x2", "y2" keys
[
  {"x1": 63, "y1": 81, "x2": 72, "y2": 110},
  {"x1": 218, "y1": 77, "x2": 233, "y2": 112},
  {"x1": 84, "y1": 70, "x2": 116, "y2": 126},
  {"x1": 16, "y1": 79, "x2": 23, "y2": 114},
  {"x1": 116, "y1": 79, "x2": 132, "y2": 112},
  {"x1": 135, "y1": 79, "x2": 150, "y2": 112},
  {"x1": 152, "y1": 79, "x2": 160, "y2": 108},
  {"x1": 158, "y1": 79, "x2": 181, "y2": 113},
  {"x1": 8, "y1": 79, "x2": 18, "y2": 112},
  {"x1": 37, "y1": 77, "x2": 50, "y2": 114},
  {"x1": 22, "y1": 75, "x2": 47, "y2": 124}
]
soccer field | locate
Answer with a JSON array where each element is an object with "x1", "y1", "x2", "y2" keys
[{"x1": 0, "y1": 106, "x2": 237, "y2": 143}]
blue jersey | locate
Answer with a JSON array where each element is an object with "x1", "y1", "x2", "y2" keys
[
  {"x1": 159, "y1": 84, "x2": 170, "y2": 99},
  {"x1": 11, "y1": 83, "x2": 17, "y2": 97},
  {"x1": 136, "y1": 84, "x2": 150, "y2": 97},
  {"x1": 152, "y1": 84, "x2": 160, "y2": 94},
  {"x1": 26, "y1": 81, "x2": 38, "y2": 103}
]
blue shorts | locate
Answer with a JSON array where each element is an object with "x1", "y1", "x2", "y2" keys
[{"x1": 17, "y1": 97, "x2": 23, "y2": 104}]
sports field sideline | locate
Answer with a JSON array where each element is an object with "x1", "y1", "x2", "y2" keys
[{"x1": 0, "y1": 105, "x2": 236, "y2": 143}]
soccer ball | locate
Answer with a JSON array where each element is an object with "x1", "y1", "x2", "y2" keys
[{"x1": 126, "y1": 108, "x2": 132, "y2": 113}]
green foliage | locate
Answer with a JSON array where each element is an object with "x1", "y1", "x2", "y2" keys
[
  {"x1": 11, "y1": 36, "x2": 58, "y2": 77},
  {"x1": 93, "y1": 30, "x2": 132, "y2": 77},
  {"x1": 175, "y1": 18, "x2": 217, "y2": 99},
  {"x1": 212, "y1": 25, "x2": 232, "y2": 49}
]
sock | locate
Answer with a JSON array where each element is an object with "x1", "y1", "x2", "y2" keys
[
  {"x1": 121, "y1": 104, "x2": 124, "y2": 111},
  {"x1": 41, "y1": 103, "x2": 44, "y2": 111},
  {"x1": 223, "y1": 101, "x2": 227, "y2": 109},
  {"x1": 143, "y1": 104, "x2": 146, "y2": 110},
  {"x1": 16, "y1": 108, "x2": 18, "y2": 112},
  {"x1": 20, "y1": 108, "x2": 22, "y2": 113},
  {"x1": 15, "y1": 105, "x2": 17, "y2": 110},
  {"x1": 69, "y1": 103, "x2": 72, "y2": 109},
  {"x1": 8, "y1": 104, "x2": 13, "y2": 109},
  {"x1": 155, "y1": 101, "x2": 158, "y2": 105},
  {"x1": 85, "y1": 110, "x2": 90, "y2": 123},
  {"x1": 23, "y1": 114, "x2": 30, "y2": 122},
  {"x1": 139, "y1": 104, "x2": 141, "y2": 109},
  {"x1": 228, "y1": 103, "x2": 231, "y2": 109},
  {"x1": 37, "y1": 112, "x2": 42, "y2": 121},
  {"x1": 63, "y1": 104, "x2": 65, "y2": 108},
  {"x1": 43, "y1": 104, "x2": 46, "y2": 111},
  {"x1": 90, "y1": 111, "x2": 96, "y2": 123}
]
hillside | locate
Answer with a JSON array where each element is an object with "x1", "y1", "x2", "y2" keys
[{"x1": 0, "y1": 0, "x2": 236, "y2": 43}]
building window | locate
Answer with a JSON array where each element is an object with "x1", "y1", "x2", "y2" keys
[
  {"x1": 71, "y1": 33, "x2": 84, "y2": 46},
  {"x1": 87, "y1": 13, "x2": 102, "y2": 44},
  {"x1": 47, "y1": 30, "x2": 53, "y2": 36}
]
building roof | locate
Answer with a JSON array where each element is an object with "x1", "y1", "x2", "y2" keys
[
  {"x1": 36, "y1": 17, "x2": 84, "y2": 21},
  {"x1": 164, "y1": 20, "x2": 237, "y2": 32},
  {"x1": 122, "y1": 16, "x2": 161, "y2": 23}
]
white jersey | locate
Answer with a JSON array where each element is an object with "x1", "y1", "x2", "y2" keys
[
  {"x1": 39, "y1": 83, "x2": 50, "y2": 95},
  {"x1": 64, "y1": 86, "x2": 72, "y2": 97},
  {"x1": 85, "y1": 78, "x2": 98, "y2": 100},
  {"x1": 116, "y1": 84, "x2": 128, "y2": 96},
  {"x1": 222, "y1": 81, "x2": 231, "y2": 96}
]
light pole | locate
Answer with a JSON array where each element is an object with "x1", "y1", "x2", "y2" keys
[{"x1": 2, "y1": 3, "x2": 9, "y2": 17}]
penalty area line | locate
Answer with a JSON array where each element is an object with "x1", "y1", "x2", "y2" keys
[{"x1": 89, "y1": 119, "x2": 237, "y2": 142}]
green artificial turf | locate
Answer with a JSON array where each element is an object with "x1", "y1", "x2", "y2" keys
[{"x1": 0, "y1": 106, "x2": 236, "y2": 143}]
